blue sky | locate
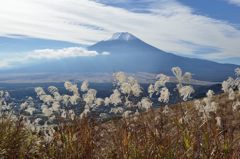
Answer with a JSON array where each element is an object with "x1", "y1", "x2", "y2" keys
[
  {"x1": 0, "y1": 0, "x2": 239, "y2": 67},
  {"x1": 179, "y1": 0, "x2": 240, "y2": 26}
]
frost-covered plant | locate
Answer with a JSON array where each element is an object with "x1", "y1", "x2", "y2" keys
[
  {"x1": 69, "y1": 94, "x2": 81, "y2": 105},
  {"x1": 158, "y1": 87, "x2": 170, "y2": 103},
  {"x1": 120, "y1": 82, "x2": 132, "y2": 94},
  {"x1": 0, "y1": 90, "x2": 14, "y2": 118},
  {"x1": 138, "y1": 97, "x2": 152, "y2": 111},
  {"x1": 104, "y1": 97, "x2": 111, "y2": 106},
  {"x1": 162, "y1": 105, "x2": 170, "y2": 114},
  {"x1": 222, "y1": 68, "x2": 240, "y2": 100},
  {"x1": 178, "y1": 111, "x2": 191, "y2": 124},
  {"x1": 80, "y1": 108, "x2": 90, "y2": 119},
  {"x1": 110, "y1": 107, "x2": 124, "y2": 115},
  {"x1": 20, "y1": 97, "x2": 34, "y2": 110},
  {"x1": 25, "y1": 106, "x2": 36, "y2": 116},
  {"x1": 64, "y1": 81, "x2": 79, "y2": 95},
  {"x1": 194, "y1": 90, "x2": 218, "y2": 121},
  {"x1": 109, "y1": 89, "x2": 122, "y2": 106},
  {"x1": 148, "y1": 73, "x2": 171, "y2": 104},
  {"x1": 232, "y1": 100, "x2": 240, "y2": 112},
  {"x1": 235, "y1": 67, "x2": 240, "y2": 76},
  {"x1": 113, "y1": 72, "x2": 127, "y2": 86},
  {"x1": 35, "y1": 87, "x2": 54, "y2": 105},
  {"x1": 154, "y1": 74, "x2": 170, "y2": 94},
  {"x1": 172, "y1": 67, "x2": 194, "y2": 101},
  {"x1": 178, "y1": 85, "x2": 194, "y2": 101},
  {"x1": 114, "y1": 72, "x2": 142, "y2": 98},
  {"x1": 16, "y1": 81, "x2": 94, "y2": 127},
  {"x1": 171, "y1": 67, "x2": 192, "y2": 86},
  {"x1": 52, "y1": 101, "x2": 60, "y2": 111},
  {"x1": 108, "y1": 73, "x2": 144, "y2": 116},
  {"x1": 83, "y1": 89, "x2": 97, "y2": 106},
  {"x1": 43, "y1": 126, "x2": 55, "y2": 143},
  {"x1": 95, "y1": 98, "x2": 104, "y2": 106},
  {"x1": 122, "y1": 110, "x2": 133, "y2": 118},
  {"x1": 35, "y1": 87, "x2": 46, "y2": 96},
  {"x1": 222, "y1": 77, "x2": 235, "y2": 93},
  {"x1": 228, "y1": 88, "x2": 235, "y2": 100},
  {"x1": 215, "y1": 116, "x2": 221, "y2": 127},
  {"x1": 148, "y1": 84, "x2": 155, "y2": 98},
  {"x1": 131, "y1": 83, "x2": 142, "y2": 97},
  {"x1": 81, "y1": 80, "x2": 89, "y2": 92},
  {"x1": 48, "y1": 86, "x2": 62, "y2": 102},
  {"x1": 42, "y1": 105, "x2": 53, "y2": 117}
]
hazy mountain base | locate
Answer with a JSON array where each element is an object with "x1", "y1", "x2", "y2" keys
[
  {"x1": 0, "y1": 72, "x2": 217, "y2": 85},
  {"x1": 0, "y1": 81, "x2": 221, "y2": 104}
]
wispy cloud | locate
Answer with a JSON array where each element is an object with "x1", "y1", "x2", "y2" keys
[
  {"x1": 0, "y1": 0, "x2": 240, "y2": 62},
  {"x1": 227, "y1": 0, "x2": 240, "y2": 6},
  {"x1": 0, "y1": 47, "x2": 109, "y2": 68}
]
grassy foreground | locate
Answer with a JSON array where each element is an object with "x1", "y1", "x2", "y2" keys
[{"x1": 0, "y1": 93, "x2": 239, "y2": 159}]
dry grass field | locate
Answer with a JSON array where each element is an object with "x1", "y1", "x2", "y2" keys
[{"x1": 0, "y1": 93, "x2": 239, "y2": 159}]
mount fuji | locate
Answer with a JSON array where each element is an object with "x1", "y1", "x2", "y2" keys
[
  {"x1": 88, "y1": 32, "x2": 238, "y2": 82},
  {"x1": 1, "y1": 32, "x2": 238, "y2": 82}
]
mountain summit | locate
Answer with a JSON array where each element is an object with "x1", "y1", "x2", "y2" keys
[{"x1": 109, "y1": 32, "x2": 138, "y2": 41}]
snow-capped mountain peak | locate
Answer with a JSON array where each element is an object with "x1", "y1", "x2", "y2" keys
[{"x1": 109, "y1": 32, "x2": 137, "y2": 41}]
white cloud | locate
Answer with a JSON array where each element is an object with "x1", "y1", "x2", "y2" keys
[
  {"x1": 0, "y1": 47, "x2": 109, "y2": 68},
  {"x1": 28, "y1": 47, "x2": 99, "y2": 59},
  {"x1": 227, "y1": 0, "x2": 240, "y2": 6},
  {"x1": 0, "y1": 0, "x2": 240, "y2": 61}
]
